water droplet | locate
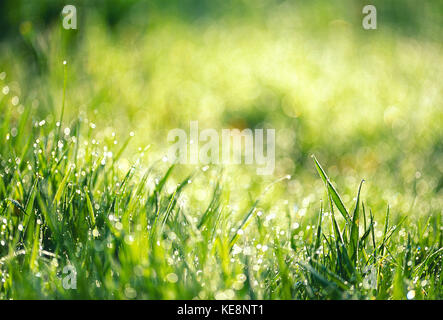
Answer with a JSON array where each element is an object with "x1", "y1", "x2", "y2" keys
[
  {"x1": 166, "y1": 273, "x2": 178, "y2": 283},
  {"x1": 11, "y1": 96, "x2": 19, "y2": 106},
  {"x1": 124, "y1": 286, "x2": 137, "y2": 299}
]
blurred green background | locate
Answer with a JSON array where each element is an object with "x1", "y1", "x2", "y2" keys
[{"x1": 0, "y1": 0, "x2": 442, "y2": 219}]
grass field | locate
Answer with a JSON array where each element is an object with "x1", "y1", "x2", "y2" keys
[{"x1": 0, "y1": 0, "x2": 442, "y2": 299}]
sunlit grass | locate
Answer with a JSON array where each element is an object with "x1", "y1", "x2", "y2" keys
[{"x1": 0, "y1": 1, "x2": 441, "y2": 299}]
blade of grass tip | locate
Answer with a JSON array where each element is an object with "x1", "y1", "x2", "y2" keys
[
  {"x1": 173, "y1": 173, "x2": 194, "y2": 197},
  {"x1": 6, "y1": 199, "x2": 27, "y2": 215},
  {"x1": 155, "y1": 164, "x2": 175, "y2": 193},
  {"x1": 312, "y1": 155, "x2": 350, "y2": 223},
  {"x1": 119, "y1": 164, "x2": 136, "y2": 193},
  {"x1": 419, "y1": 213, "x2": 433, "y2": 240},
  {"x1": 350, "y1": 180, "x2": 364, "y2": 262},
  {"x1": 312, "y1": 154, "x2": 327, "y2": 184}
]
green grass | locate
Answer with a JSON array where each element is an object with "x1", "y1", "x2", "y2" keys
[
  {"x1": 0, "y1": 0, "x2": 442, "y2": 300},
  {"x1": 0, "y1": 87, "x2": 440, "y2": 298}
]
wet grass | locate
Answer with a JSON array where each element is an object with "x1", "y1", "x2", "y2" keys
[
  {"x1": 0, "y1": 78, "x2": 440, "y2": 299},
  {"x1": 0, "y1": 1, "x2": 442, "y2": 300}
]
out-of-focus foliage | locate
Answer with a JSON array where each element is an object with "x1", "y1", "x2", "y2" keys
[{"x1": 0, "y1": 0, "x2": 441, "y2": 299}]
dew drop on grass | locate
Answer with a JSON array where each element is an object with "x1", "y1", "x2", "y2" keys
[
  {"x1": 166, "y1": 273, "x2": 178, "y2": 283},
  {"x1": 232, "y1": 245, "x2": 242, "y2": 255},
  {"x1": 11, "y1": 96, "x2": 19, "y2": 106},
  {"x1": 124, "y1": 287, "x2": 137, "y2": 299}
]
